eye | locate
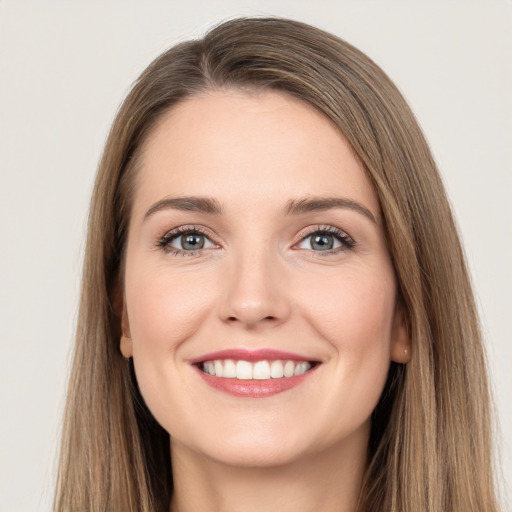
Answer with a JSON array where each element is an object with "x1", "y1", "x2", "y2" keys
[
  {"x1": 170, "y1": 232, "x2": 214, "y2": 251},
  {"x1": 158, "y1": 227, "x2": 217, "y2": 254},
  {"x1": 296, "y1": 227, "x2": 355, "y2": 252}
]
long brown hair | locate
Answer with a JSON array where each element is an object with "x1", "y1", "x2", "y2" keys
[{"x1": 54, "y1": 17, "x2": 500, "y2": 511}]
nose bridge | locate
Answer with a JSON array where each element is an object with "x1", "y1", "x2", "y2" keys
[{"x1": 220, "y1": 238, "x2": 289, "y2": 328}]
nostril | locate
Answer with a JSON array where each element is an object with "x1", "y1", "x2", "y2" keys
[{"x1": 226, "y1": 315, "x2": 277, "y2": 324}]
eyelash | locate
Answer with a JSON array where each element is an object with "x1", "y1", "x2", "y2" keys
[
  {"x1": 297, "y1": 225, "x2": 356, "y2": 255},
  {"x1": 156, "y1": 224, "x2": 356, "y2": 256},
  {"x1": 157, "y1": 225, "x2": 215, "y2": 256}
]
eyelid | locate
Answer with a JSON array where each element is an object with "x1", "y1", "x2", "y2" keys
[
  {"x1": 157, "y1": 224, "x2": 220, "y2": 254},
  {"x1": 294, "y1": 225, "x2": 356, "y2": 252},
  {"x1": 156, "y1": 223, "x2": 355, "y2": 256}
]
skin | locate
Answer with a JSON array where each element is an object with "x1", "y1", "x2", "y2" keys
[{"x1": 120, "y1": 89, "x2": 410, "y2": 512}]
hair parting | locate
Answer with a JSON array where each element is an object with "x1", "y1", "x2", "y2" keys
[{"x1": 54, "y1": 17, "x2": 500, "y2": 512}]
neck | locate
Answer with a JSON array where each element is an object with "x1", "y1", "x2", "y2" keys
[{"x1": 169, "y1": 428, "x2": 368, "y2": 512}]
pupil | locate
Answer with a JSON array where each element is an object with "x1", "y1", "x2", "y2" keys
[
  {"x1": 182, "y1": 233, "x2": 204, "y2": 250},
  {"x1": 312, "y1": 234, "x2": 333, "y2": 251}
]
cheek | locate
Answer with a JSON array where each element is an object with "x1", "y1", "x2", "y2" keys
[
  {"x1": 301, "y1": 268, "x2": 396, "y2": 349},
  {"x1": 297, "y1": 268, "x2": 396, "y2": 413},
  {"x1": 123, "y1": 261, "x2": 217, "y2": 432},
  {"x1": 125, "y1": 262, "x2": 214, "y2": 350}
]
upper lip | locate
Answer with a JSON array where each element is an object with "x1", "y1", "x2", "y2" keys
[{"x1": 189, "y1": 348, "x2": 322, "y2": 365}]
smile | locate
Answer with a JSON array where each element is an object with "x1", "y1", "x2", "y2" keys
[
  {"x1": 192, "y1": 349, "x2": 320, "y2": 398},
  {"x1": 200, "y1": 359, "x2": 313, "y2": 380}
]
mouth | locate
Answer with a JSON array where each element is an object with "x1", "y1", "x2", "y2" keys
[
  {"x1": 198, "y1": 359, "x2": 317, "y2": 380},
  {"x1": 191, "y1": 349, "x2": 321, "y2": 398}
]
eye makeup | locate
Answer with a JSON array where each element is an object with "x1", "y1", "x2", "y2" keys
[
  {"x1": 155, "y1": 222, "x2": 356, "y2": 258},
  {"x1": 156, "y1": 225, "x2": 218, "y2": 256},
  {"x1": 293, "y1": 224, "x2": 356, "y2": 255}
]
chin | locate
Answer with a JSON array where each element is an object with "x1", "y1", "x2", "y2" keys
[
  {"x1": 197, "y1": 435, "x2": 313, "y2": 469},
  {"x1": 174, "y1": 415, "x2": 369, "y2": 470}
]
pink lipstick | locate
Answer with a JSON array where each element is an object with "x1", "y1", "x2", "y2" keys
[{"x1": 191, "y1": 349, "x2": 320, "y2": 398}]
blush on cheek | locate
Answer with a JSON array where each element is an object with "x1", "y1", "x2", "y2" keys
[
  {"x1": 330, "y1": 343, "x2": 391, "y2": 425},
  {"x1": 305, "y1": 272, "x2": 395, "y2": 409},
  {"x1": 126, "y1": 266, "x2": 210, "y2": 345},
  {"x1": 312, "y1": 293, "x2": 395, "y2": 349}
]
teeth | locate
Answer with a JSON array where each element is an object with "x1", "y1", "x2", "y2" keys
[
  {"x1": 294, "y1": 361, "x2": 311, "y2": 376},
  {"x1": 223, "y1": 359, "x2": 236, "y2": 378},
  {"x1": 283, "y1": 360, "x2": 295, "y2": 377},
  {"x1": 201, "y1": 359, "x2": 314, "y2": 380},
  {"x1": 236, "y1": 360, "x2": 253, "y2": 380},
  {"x1": 214, "y1": 360, "x2": 223, "y2": 378},
  {"x1": 270, "y1": 360, "x2": 284, "y2": 378},
  {"x1": 253, "y1": 361, "x2": 270, "y2": 380}
]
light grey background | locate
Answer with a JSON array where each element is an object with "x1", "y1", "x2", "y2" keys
[{"x1": 0, "y1": 2, "x2": 510, "y2": 511}]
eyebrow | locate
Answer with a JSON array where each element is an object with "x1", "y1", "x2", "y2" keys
[
  {"x1": 143, "y1": 195, "x2": 376, "y2": 224},
  {"x1": 284, "y1": 197, "x2": 377, "y2": 223},
  {"x1": 144, "y1": 196, "x2": 223, "y2": 220}
]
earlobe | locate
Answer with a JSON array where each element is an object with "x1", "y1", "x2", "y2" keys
[
  {"x1": 118, "y1": 294, "x2": 133, "y2": 358},
  {"x1": 390, "y1": 304, "x2": 411, "y2": 364},
  {"x1": 120, "y1": 333, "x2": 133, "y2": 358}
]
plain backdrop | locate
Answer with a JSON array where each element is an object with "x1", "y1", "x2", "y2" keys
[{"x1": 0, "y1": 2, "x2": 510, "y2": 511}]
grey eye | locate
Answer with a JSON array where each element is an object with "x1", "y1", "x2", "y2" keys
[
  {"x1": 299, "y1": 233, "x2": 342, "y2": 251},
  {"x1": 169, "y1": 232, "x2": 214, "y2": 251},
  {"x1": 182, "y1": 233, "x2": 204, "y2": 250}
]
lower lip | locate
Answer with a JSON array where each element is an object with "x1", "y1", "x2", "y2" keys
[{"x1": 196, "y1": 366, "x2": 317, "y2": 398}]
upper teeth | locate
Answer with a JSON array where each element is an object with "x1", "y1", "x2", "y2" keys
[{"x1": 201, "y1": 359, "x2": 312, "y2": 380}]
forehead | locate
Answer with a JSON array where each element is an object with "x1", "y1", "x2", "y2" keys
[{"x1": 132, "y1": 89, "x2": 380, "y2": 220}]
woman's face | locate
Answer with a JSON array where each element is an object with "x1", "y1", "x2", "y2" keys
[{"x1": 121, "y1": 89, "x2": 408, "y2": 467}]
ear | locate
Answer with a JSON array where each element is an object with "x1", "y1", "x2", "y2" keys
[
  {"x1": 113, "y1": 285, "x2": 133, "y2": 359},
  {"x1": 390, "y1": 303, "x2": 411, "y2": 364},
  {"x1": 120, "y1": 304, "x2": 133, "y2": 358}
]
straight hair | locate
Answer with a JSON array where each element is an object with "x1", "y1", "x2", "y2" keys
[{"x1": 54, "y1": 17, "x2": 500, "y2": 512}]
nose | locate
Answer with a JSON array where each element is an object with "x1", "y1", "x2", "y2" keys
[{"x1": 218, "y1": 249, "x2": 291, "y2": 330}]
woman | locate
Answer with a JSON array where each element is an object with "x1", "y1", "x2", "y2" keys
[{"x1": 54, "y1": 17, "x2": 500, "y2": 512}]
